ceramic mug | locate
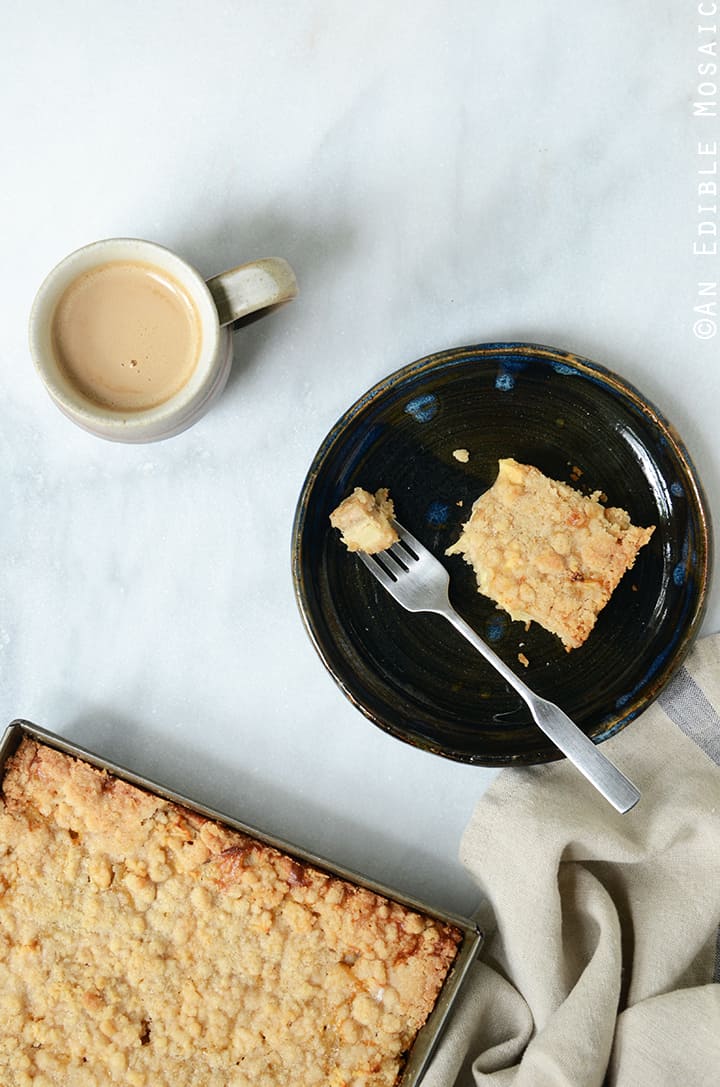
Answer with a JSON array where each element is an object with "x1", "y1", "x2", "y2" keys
[{"x1": 29, "y1": 238, "x2": 298, "y2": 442}]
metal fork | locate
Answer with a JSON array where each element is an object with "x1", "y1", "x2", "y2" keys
[{"x1": 358, "y1": 519, "x2": 640, "y2": 814}]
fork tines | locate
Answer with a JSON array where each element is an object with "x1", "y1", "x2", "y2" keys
[
  {"x1": 358, "y1": 546, "x2": 404, "y2": 583},
  {"x1": 356, "y1": 520, "x2": 421, "y2": 584},
  {"x1": 390, "y1": 519, "x2": 421, "y2": 558}
]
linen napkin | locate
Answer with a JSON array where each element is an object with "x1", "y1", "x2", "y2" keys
[{"x1": 424, "y1": 632, "x2": 720, "y2": 1087}]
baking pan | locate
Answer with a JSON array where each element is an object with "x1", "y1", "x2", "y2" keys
[{"x1": 0, "y1": 719, "x2": 483, "y2": 1086}]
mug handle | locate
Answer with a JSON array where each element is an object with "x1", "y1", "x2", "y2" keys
[{"x1": 206, "y1": 258, "x2": 298, "y2": 327}]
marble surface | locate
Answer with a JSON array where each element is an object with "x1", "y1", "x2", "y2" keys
[{"x1": 1, "y1": 1, "x2": 718, "y2": 918}]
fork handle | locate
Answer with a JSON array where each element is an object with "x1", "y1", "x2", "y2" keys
[{"x1": 443, "y1": 609, "x2": 640, "y2": 814}]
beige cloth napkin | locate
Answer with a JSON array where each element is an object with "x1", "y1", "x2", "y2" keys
[{"x1": 424, "y1": 633, "x2": 720, "y2": 1087}]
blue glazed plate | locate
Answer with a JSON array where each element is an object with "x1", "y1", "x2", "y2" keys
[{"x1": 291, "y1": 344, "x2": 712, "y2": 765}]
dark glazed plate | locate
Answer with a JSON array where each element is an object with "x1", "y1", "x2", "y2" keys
[{"x1": 291, "y1": 344, "x2": 712, "y2": 766}]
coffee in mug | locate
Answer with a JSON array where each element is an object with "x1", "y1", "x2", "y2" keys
[
  {"x1": 52, "y1": 260, "x2": 202, "y2": 412},
  {"x1": 30, "y1": 239, "x2": 297, "y2": 442}
]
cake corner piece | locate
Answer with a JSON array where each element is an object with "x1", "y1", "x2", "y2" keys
[{"x1": 446, "y1": 458, "x2": 655, "y2": 651}]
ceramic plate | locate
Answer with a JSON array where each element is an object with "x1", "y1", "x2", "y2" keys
[{"x1": 292, "y1": 344, "x2": 712, "y2": 765}]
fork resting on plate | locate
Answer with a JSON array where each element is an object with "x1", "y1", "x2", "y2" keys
[{"x1": 357, "y1": 519, "x2": 641, "y2": 814}]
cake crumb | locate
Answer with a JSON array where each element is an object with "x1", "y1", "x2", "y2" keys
[
  {"x1": 452, "y1": 448, "x2": 470, "y2": 463},
  {"x1": 518, "y1": 652, "x2": 530, "y2": 668},
  {"x1": 330, "y1": 487, "x2": 398, "y2": 554}
]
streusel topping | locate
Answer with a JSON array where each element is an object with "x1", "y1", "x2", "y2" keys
[
  {"x1": 0, "y1": 739, "x2": 461, "y2": 1087},
  {"x1": 446, "y1": 459, "x2": 655, "y2": 650}
]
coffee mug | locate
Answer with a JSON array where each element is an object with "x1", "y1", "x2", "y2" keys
[{"x1": 29, "y1": 238, "x2": 298, "y2": 442}]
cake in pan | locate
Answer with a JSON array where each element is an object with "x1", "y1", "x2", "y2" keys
[{"x1": 0, "y1": 739, "x2": 461, "y2": 1087}]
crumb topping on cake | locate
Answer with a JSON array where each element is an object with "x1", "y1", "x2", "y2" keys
[
  {"x1": 446, "y1": 458, "x2": 655, "y2": 651},
  {"x1": 330, "y1": 488, "x2": 399, "y2": 554},
  {"x1": 0, "y1": 740, "x2": 461, "y2": 1087}
]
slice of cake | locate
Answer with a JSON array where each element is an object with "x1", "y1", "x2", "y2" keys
[
  {"x1": 330, "y1": 487, "x2": 399, "y2": 554},
  {"x1": 446, "y1": 458, "x2": 655, "y2": 651}
]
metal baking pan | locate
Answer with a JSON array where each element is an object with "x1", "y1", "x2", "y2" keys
[{"x1": 0, "y1": 719, "x2": 483, "y2": 1086}]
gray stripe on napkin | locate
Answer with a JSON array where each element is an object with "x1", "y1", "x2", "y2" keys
[
  {"x1": 658, "y1": 667, "x2": 720, "y2": 766},
  {"x1": 660, "y1": 664, "x2": 720, "y2": 987}
]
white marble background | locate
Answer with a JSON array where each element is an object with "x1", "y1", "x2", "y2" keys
[{"x1": 1, "y1": 1, "x2": 718, "y2": 915}]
